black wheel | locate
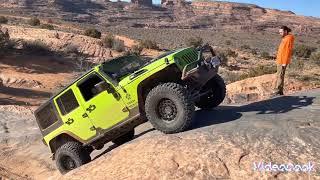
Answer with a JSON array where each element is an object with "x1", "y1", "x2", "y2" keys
[
  {"x1": 196, "y1": 75, "x2": 226, "y2": 109},
  {"x1": 55, "y1": 141, "x2": 91, "y2": 174},
  {"x1": 145, "y1": 83, "x2": 195, "y2": 134},
  {"x1": 112, "y1": 129, "x2": 135, "y2": 146}
]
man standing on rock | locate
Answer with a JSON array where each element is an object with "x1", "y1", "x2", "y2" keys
[{"x1": 273, "y1": 26, "x2": 295, "y2": 96}]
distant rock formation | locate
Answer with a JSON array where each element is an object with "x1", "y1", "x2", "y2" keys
[{"x1": 131, "y1": 0, "x2": 153, "y2": 7}]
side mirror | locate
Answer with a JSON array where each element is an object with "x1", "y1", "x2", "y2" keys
[{"x1": 94, "y1": 81, "x2": 115, "y2": 94}]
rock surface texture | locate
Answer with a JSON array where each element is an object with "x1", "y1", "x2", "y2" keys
[
  {"x1": 0, "y1": 88, "x2": 320, "y2": 179},
  {"x1": 60, "y1": 89, "x2": 319, "y2": 179}
]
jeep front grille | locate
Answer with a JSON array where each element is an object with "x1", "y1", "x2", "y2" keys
[{"x1": 181, "y1": 51, "x2": 198, "y2": 64}]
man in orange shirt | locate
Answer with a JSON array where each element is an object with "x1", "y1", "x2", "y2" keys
[{"x1": 274, "y1": 26, "x2": 295, "y2": 96}]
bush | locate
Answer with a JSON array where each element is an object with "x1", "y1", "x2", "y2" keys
[
  {"x1": 84, "y1": 28, "x2": 101, "y2": 39},
  {"x1": 225, "y1": 40, "x2": 232, "y2": 46},
  {"x1": 240, "y1": 44, "x2": 251, "y2": 50},
  {"x1": 185, "y1": 37, "x2": 203, "y2": 48},
  {"x1": 0, "y1": 30, "x2": 10, "y2": 53},
  {"x1": 22, "y1": 40, "x2": 51, "y2": 55},
  {"x1": 240, "y1": 65, "x2": 277, "y2": 79},
  {"x1": 290, "y1": 58, "x2": 305, "y2": 70},
  {"x1": 261, "y1": 51, "x2": 271, "y2": 59},
  {"x1": 28, "y1": 17, "x2": 41, "y2": 26},
  {"x1": 216, "y1": 51, "x2": 228, "y2": 67},
  {"x1": 102, "y1": 34, "x2": 115, "y2": 48},
  {"x1": 219, "y1": 69, "x2": 242, "y2": 84},
  {"x1": 310, "y1": 51, "x2": 320, "y2": 65},
  {"x1": 131, "y1": 44, "x2": 143, "y2": 55},
  {"x1": 294, "y1": 44, "x2": 317, "y2": 58},
  {"x1": 64, "y1": 44, "x2": 79, "y2": 54},
  {"x1": 250, "y1": 49, "x2": 258, "y2": 55},
  {"x1": 112, "y1": 39, "x2": 125, "y2": 52},
  {"x1": 40, "y1": 24, "x2": 54, "y2": 30},
  {"x1": 225, "y1": 48, "x2": 237, "y2": 58},
  {"x1": 0, "y1": 16, "x2": 8, "y2": 24},
  {"x1": 140, "y1": 39, "x2": 159, "y2": 50}
]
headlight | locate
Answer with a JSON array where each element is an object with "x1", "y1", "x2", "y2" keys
[{"x1": 209, "y1": 57, "x2": 221, "y2": 67}]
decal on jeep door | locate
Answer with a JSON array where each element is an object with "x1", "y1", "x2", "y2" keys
[
  {"x1": 86, "y1": 105, "x2": 96, "y2": 113},
  {"x1": 66, "y1": 118, "x2": 74, "y2": 125}
]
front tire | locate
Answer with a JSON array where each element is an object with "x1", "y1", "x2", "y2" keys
[
  {"x1": 112, "y1": 129, "x2": 135, "y2": 146},
  {"x1": 196, "y1": 75, "x2": 226, "y2": 109},
  {"x1": 145, "y1": 83, "x2": 195, "y2": 134},
  {"x1": 55, "y1": 141, "x2": 91, "y2": 174}
]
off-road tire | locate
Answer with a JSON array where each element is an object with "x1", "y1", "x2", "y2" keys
[
  {"x1": 145, "y1": 83, "x2": 195, "y2": 134},
  {"x1": 55, "y1": 141, "x2": 91, "y2": 174},
  {"x1": 112, "y1": 129, "x2": 135, "y2": 146},
  {"x1": 196, "y1": 75, "x2": 226, "y2": 109}
]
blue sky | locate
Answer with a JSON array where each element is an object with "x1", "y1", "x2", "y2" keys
[{"x1": 151, "y1": 0, "x2": 320, "y2": 18}]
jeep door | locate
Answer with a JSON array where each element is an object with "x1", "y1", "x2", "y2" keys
[
  {"x1": 54, "y1": 88, "x2": 96, "y2": 141},
  {"x1": 76, "y1": 72, "x2": 129, "y2": 130}
]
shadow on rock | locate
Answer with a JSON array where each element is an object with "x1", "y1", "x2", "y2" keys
[
  {"x1": 93, "y1": 128, "x2": 155, "y2": 160},
  {"x1": 192, "y1": 95, "x2": 315, "y2": 129}
]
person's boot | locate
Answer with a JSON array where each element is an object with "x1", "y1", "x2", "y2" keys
[{"x1": 271, "y1": 91, "x2": 284, "y2": 97}]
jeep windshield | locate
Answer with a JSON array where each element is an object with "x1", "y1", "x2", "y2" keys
[{"x1": 101, "y1": 55, "x2": 146, "y2": 82}]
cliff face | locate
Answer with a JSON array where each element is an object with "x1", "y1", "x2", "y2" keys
[
  {"x1": 1, "y1": 1, "x2": 320, "y2": 33},
  {"x1": 184, "y1": 1, "x2": 319, "y2": 33}
]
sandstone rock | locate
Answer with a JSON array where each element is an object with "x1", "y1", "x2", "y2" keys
[
  {"x1": 131, "y1": 0, "x2": 153, "y2": 7},
  {"x1": 226, "y1": 74, "x2": 315, "y2": 104},
  {"x1": 2, "y1": 25, "x2": 122, "y2": 61}
]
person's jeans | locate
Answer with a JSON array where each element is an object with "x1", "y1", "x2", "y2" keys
[{"x1": 275, "y1": 64, "x2": 287, "y2": 93}]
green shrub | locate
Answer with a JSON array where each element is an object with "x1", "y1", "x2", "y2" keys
[
  {"x1": 102, "y1": 34, "x2": 115, "y2": 48},
  {"x1": 294, "y1": 44, "x2": 317, "y2": 58},
  {"x1": 261, "y1": 51, "x2": 272, "y2": 59},
  {"x1": 0, "y1": 30, "x2": 10, "y2": 53},
  {"x1": 240, "y1": 65, "x2": 277, "y2": 79},
  {"x1": 219, "y1": 69, "x2": 242, "y2": 84},
  {"x1": 0, "y1": 16, "x2": 8, "y2": 24},
  {"x1": 22, "y1": 40, "x2": 51, "y2": 55},
  {"x1": 216, "y1": 51, "x2": 228, "y2": 67},
  {"x1": 250, "y1": 49, "x2": 258, "y2": 55},
  {"x1": 84, "y1": 28, "x2": 101, "y2": 39},
  {"x1": 225, "y1": 48, "x2": 237, "y2": 58},
  {"x1": 112, "y1": 39, "x2": 125, "y2": 52},
  {"x1": 225, "y1": 40, "x2": 232, "y2": 46},
  {"x1": 131, "y1": 44, "x2": 143, "y2": 55},
  {"x1": 310, "y1": 51, "x2": 320, "y2": 65},
  {"x1": 140, "y1": 39, "x2": 159, "y2": 50},
  {"x1": 240, "y1": 44, "x2": 251, "y2": 50},
  {"x1": 290, "y1": 58, "x2": 305, "y2": 70},
  {"x1": 28, "y1": 17, "x2": 41, "y2": 26},
  {"x1": 40, "y1": 24, "x2": 54, "y2": 30},
  {"x1": 185, "y1": 37, "x2": 203, "y2": 48},
  {"x1": 64, "y1": 44, "x2": 79, "y2": 54}
]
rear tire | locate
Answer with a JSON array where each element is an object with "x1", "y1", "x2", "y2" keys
[
  {"x1": 55, "y1": 141, "x2": 91, "y2": 174},
  {"x1": 195, "y1": 75, "x2": 226, "y2": 109},
  {"x1": 145, "y1": 83, "x2": 195, "y2": 134},
  {"x1": 112, "y1": 129, "x2": 135, "y2": 146}
]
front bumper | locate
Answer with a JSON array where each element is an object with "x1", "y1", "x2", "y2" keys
[{"x1": 181, "y1": 56, "x2": 220, "y2": 90}]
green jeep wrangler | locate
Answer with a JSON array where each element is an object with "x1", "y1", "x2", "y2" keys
[{"x1": 34, "y1": 44, "x2": 226, "y2": 174}]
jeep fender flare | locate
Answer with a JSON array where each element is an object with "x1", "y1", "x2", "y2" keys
[
  {"x1": 136, "y1": 64, "x2": 182, "y2": 116},
  {"x1": 48, "y1": 132, "x2": 85, "y2": 154}
]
